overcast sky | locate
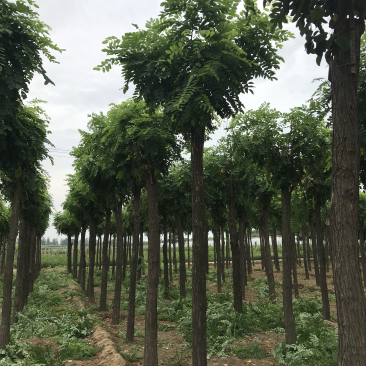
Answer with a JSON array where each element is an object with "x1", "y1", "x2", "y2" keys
[{"x1": 26, "y1": 0, "x2": 328, "y2": 239}]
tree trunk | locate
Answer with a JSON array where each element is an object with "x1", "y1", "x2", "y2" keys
[
  {"x1": 99, "y1": 235, "x2": 102, "y2": 270},
  {"x1": 191, "y1": 127, "x2": 207, "y2": 366},
  {"x1": 228, "y1": 194, "x2": 243, "y2": 313},
  {"x1": 100, "y1": 209, "x2": 111, "y2": 312},
  {"x1": 221, "y1": 228, "x2": 226, "y2": 282},
  {"x1": 67, "y1": 234, "x2": 72, "y2": 274},
  {"x1": 226, "y1": 230, "x2": 230, "y2": 268},
  {"x1": 87, "y1": 216, "x2": 97, "y2": 304},
  {"x1": 301, "y1": 226, "x2": 309, "y2": 280},
  {"x1": 205, "y1": 224, "x2": 209, "y2": 274},
  {"x1": 213, "y1": 221, "x2": 222, "y2": 293},
  {"x1": 305, "y1": 227, "x2": 312, "y2": 271},
  {"x1": 281, "y1": 188, "x2": 296, "y2": 344},
  {"x1": 296, "y1": 234, "x2": 302, "y2": 267},
  {"x1": 213, "y1": 230, "x2": 216, "y2": 269},
  {"x1": 144, "y1": 171, "x2": 160, "y2": 366},
  {"x1": 108, "y1": 233, "x2": 112, "y2": 272},
  {"x1": 309, "y1": 218, "x2": 320, "y2": 286},
  {"x1": 137, "y1": 222, "x2": 144, "y2": 281},
  {"x1": 112, "y1": 234, "x2": 116, "y2": 276},
  {"x1": 112, "y1": 201, "x2": 124, "y2": 325},
  {"x1": 263, "y1": 207, "x2": 275, "y2": 299},
  {"x1": 13, "y1": 212, "x2": 27, "y2": 323},
  {"x1": 79, "y1": 227, "x2": 86, "y2": 291},
  {"x1": 0, "y1": 236, "x2": 6, "y2": 275},
  {"x1": 126, "y1": 186, "x2": 141, "y2": 342},
  {"x1": 28, "y1": 227, "x2": 36, "y2": 295},
  {"x1": 260, "y1": 232, "x2": 265, "y2": 270},
  {"x1": 122, "y1": 233, "x2": 127, "y2": 282},
  {"x1": 163, "y1": 216, "x2": 169, "y2": 298},
  {"x1": 169, "y1": 231, "x2": 173, "y2": 282},
  {"x1": 272, "y1": 230, "x2": 280, "y2": 272},
  {"x1": 176, "y1": 212, "x2": 186, "y2": 298},
  {"x1": 246, "y1": 229, "x2": 252, "y2": 274},
  {"x1": 0, "y1": 180, "x2": 22, "y2": 348},
  {"x1": 73, "y1": 230, "x2": 79, "y2": 279},
  {"x1": 187, "y1": 233, "x2": 190, "y2": 269},
  {"x1": 330, "y1": 12, "x2": 366, "y2": 364},
  {"x1": 96, "y1": 236, "x2": 99, "y2": 269},
  {"x1": 172, "y1": 231, "x2": 177, "y2": 273},
  {"x1": 315, "y1": 204, "x2": 330, "y2": 320},
  {"x1": 239, "y1": 217, "x2": 247, "y2": 294},
  {"x1": 291, "y1": 232, "x2": 299, "y2": 298}
]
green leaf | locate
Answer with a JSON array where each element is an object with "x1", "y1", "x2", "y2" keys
[{"x1": 334, "y1": 35, "x2": 350, "y2": 52}]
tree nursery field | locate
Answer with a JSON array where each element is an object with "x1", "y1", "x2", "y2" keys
[{"x1": 1, "y1": 0, "x2": 366, "y2": 365}]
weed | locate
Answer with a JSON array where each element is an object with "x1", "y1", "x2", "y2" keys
[
  {"x1": 120, "y1": 350, "x2": 141, "y2": 362},
  {"x1": 166, "y1": 349, "x2": 189, "y2": 366},
  {"x1": 231, "y1": 339, "x2": 269, "y2": 359},
  {"x1": 158, "y1": 323, "x2": 176, "y2": 332}
]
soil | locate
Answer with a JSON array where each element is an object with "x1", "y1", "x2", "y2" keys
[{"x1": 24, "y1": 257, "x2": 338, "y2": 366}]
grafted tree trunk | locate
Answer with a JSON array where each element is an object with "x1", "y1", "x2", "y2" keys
[
  {"x1": 79, "y1": 227, "x2": 87, "y2": 291},
  {"x1": 87, "y1": 216, "x2": 97, "y2": 304},
  {"x1": 213, "y1": 221, "x2": 222, "y2": 293},
  {"x1": 281, "y1": 188, "x2": 296, "y2": 344},
  {"x1": 263, "y1": 208, "x2": 275, "y2": 299},
  {"x1": 126, "y1": 186, "x2": 141, "y2": 342},
  {"x1": 0, "y1": 180, "x2": 22, "y2": 348},
  {"x1": 100, "y1": 209, "x2": 111, "y2": 312},
  {"x1": 67, "y1": 234, "x2": 72, "y2": 274},
  {"x1": 228, "y1": 194, "x2": 243, "y2": 313},
  {"x1": 144, "y1": 171, "x2": 160, "y2": 366},
  {"x1": 163, "y1": 216, "x2": 169, "y2": 298},
  {"x1": 191, "y1": 127, "x2": 207, "y2": 366},
  {"x1": 73, "y1": 230, "x2": 79, "y2": 279},
  {"x1": 176, "y1": 212, "x2": 186, "y2": 298}
]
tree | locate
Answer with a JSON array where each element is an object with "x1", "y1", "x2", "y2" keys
[
  {"x1": 265, "y1": 0, "x2": 366, "y2": 361},
  {"x1": 96, "y1": 1, "x2": 290, "y2": 362}
]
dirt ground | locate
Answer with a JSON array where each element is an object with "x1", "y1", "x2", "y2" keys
[{"x1": 28, "y1": 260, "x2": 337, "y2": 366}]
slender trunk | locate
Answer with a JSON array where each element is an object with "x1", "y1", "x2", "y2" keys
[
  {"x1": 0, "y1": 236, "x2": 6, "y2": 275},
  {"x1": 108, "y1": 233, "x2": 112, "y2": 272},
  {"x1": 213, "y1": 230, "x2": 216, "y2": 269},
  {"x1": 67, "y1": 234, "x2": 72, "y2": 274},
  {"x1": 191, "y1": 127, "x2": 207, "y2": 366},
  {"x1": 250, "y1": 232, "x2": 254, "y2": 268},
  {"x1": 309, "y1": 218, "x2": 320, "y2": 285},
  {"x1": 112, "y1": 201, "x2": 124, "y2": 325},
  {"x1": 221, "y1": 228, "x2": 226, "y2": 282},
  {"x1": 228, "y1": 194, "x2": 243, "y2": 313},
  {"x1": 99, "y1": 235, "x2": 102, "y2": 270},
  {"x1": 226, "y1": 230, "x2": 230, "y2": 268},
  {"x1": 96, "y1": 236, "x2": 99, "y2": 269},
  {"x1": 172, "y1": 231, "x2": 177, "y2": 273},
  {"x1": 126, "y1": 186, "x2": 141, "y2": 342},
  {"x1": 301, "y1": 227, "x2": 309, "y2": 280},
  {"x1": 325, "y1": 231, "x2": 330, "y2": 272},
  {"x1": 73, "y1": 230, "x2": 79, "y2": 279},
  {"x1": 13, "y1": 212, "x2": 27, "y2": 323},
  {"x1": 163, "y1": 216, "x2": 169, "y2": 298},
  {"x1": 263, "y1": 208, "x2": 275, "y2": 299},
  {"x1": 246, "y1": 230, "x2": 252, "y2": 274},
  {"x1": 187, "y1": 233, "x2": 190, "y2": 269},
  {"x1": 315, "y1": 203, "x2": 330, "y2": 320},
  {"x1": 272, "y1": 230, "x2": 280, "y2": 272},
  {"x1": 176, "y1": 213, "x2": 186, "y2": 298},
  {"x1": 87, "y1": 216, "x2": 97, "y2": 304},
  {"x1": 291, "y1": 232, "x2": 299, "y2": 298},
  {"x1": 100, "y1": 209, "x2": 111, "y2": 312},
  {"x1": 28, "y1": 227, "x2": 36, "y2": 295},
  {"x1": 36, "y1": 236, "x2": 41, "y2": 278},
  {"x1": 281, "y1": 188, "x2": 296, "y2": 344},
  {"x1": 213, "y1": 221, "x2": 222, "y2": 293},
  {"x1": 0, "y1": 180, "x2": 22, "y2": 348},
  {"x1": 80, "y1": 227, "x2": 86, "y2": 291},
  {"x1": 137, "y1": 222, "x2": 144, "y2": 281},
  {"x1": 239, "y1": 217, "x2": 247, "y2": 297},
  {"x1": 144, "y1": 171, "x2": 160, "y2": 366},
  {"x1": 168, "y1": 231, "x2": 173, "y2": 282},
  {"x1": 112, "y1": 234, "x2": 116, "y2": 276},
  {"x1": 205, "y1": 225, "x2": 209, "y2": 274},
  {"x1": 260, "y1": 232, "x2": 265, "y2": 270},
  {"x1": 359, "y1": 221, "x2": 366, "y2": 287},
  {"x1": 122, "y1": 233, "x2": 127, "y2": 281},
  {"x1": 296, "y1": 234, "x2": 302, "y2": 267}
]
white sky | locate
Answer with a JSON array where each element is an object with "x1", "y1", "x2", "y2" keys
[{"x1": 25, "y1": 0, "x2": 328, "y2": 240}]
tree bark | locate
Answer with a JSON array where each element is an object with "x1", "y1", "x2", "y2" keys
[
  {"x1": 296, "y1": 234, "x2": 302, "y2": 267},
  {"x1": 228, "y1": 194, "x2": 243, "y2": 313},
  {"x1": 176, "y1": 212, "x2": 186, "y2": 298},
  {"x1": 144, "y1": 171, "x2": 160, "y2": 366},
  {"x1": 122, "y1": 233, "x2": 127, "y2": 282},
  {"x1": 100, "y1": 209, "x2": 111, "y2": 312},
  {"x1": 281, "y1": 188, "x2": 296, "y2": 344},
  {"x1": 246, "y1": 229, "x2": 252, "y2": 274},
  {"x1": 73, "y1": 230, "x2": 79, "y2": 279},
  {"x1": 263, "y1": 208, "x2": 275, "y2": 299},
  {"x1": 79, "y1": 227, "x2": 86, "y2": 291},
  {"x1": 112, "y1": 201, "x2": 124, "y2": 325},
  {"x1": 126, "y1": 186, "x2": 141, "y2": 342},
  {"x1": 163, "y1": 216, "x2": 169, "y2": 298},
  {"x1": 226, "y1": 230, "x2": 230, "y2": 268},
  {"x1": 359, "y1": 221, "x2": 366, "y2": 287},
  {"x1": 67, "y1": 234, "x2": 72, "y2": 274},
  {"x1": 28, "y1": 227, "x2": 36, "y2": 296},
  {"x1": 315, "y1": 204, "x2": 330, "y2": 320},
  {"x1": 221, "y1": 228, "x2": 226, "y2": 282},
  {"x1": 239, "y1": 217, "x2": 247, "y2": 294},
  {"x1": 172, "y1": 230, "x2": 177, "y2": 273},
  {"x1": 272, "y1": 230, "x2": 280, "y2": 272},
  {"x1": 191, "y1": 127, "x2": 207, "y2": 366},
  {"x1": 112, "y1": 234, "x2": 116, "y2": 276},
  {"x1": 187, "y1": 233, "x2": 190, "y2": 269},
  {"x1": 309, "y1": 218, "x2": 320, "y2": 286},
  {"x1": 0, "y1": 180, "x2": 22, "y2": 348},
  {"x1": 213, "y1": 221, "x2": 222, "y2": 293},
  {"x1": 301, "y1": 227, "x2": 309, "y2": 280},
  {"x1": 291, "y1": 232, "x2": 299, "y2": 298},
  {"x1": 87, "y1": 216, "x2": 97, "y2": 304},
  {"x1": 168, "y1": 231, "x2": 173, "y2": 282},
  {"x1": 137, "y1": 222, "x2": 144, "y2": 281}
]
